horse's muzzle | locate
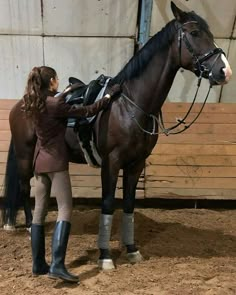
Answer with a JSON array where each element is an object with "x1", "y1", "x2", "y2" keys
[{"x1": 208, "y1": 68, "x2": 232, "y2": 86}]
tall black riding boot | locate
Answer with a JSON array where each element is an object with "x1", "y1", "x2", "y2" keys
[
  {"x1": 48, "y1": 221, "x2": 79, "y2": 283},
  {"x1": 31, "y1": 224, "x2": 49, "y2": 275}
]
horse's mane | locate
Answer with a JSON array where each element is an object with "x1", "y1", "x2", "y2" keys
[{"x1": 111, "y1": 10, "x2": 211, "y2": 85}]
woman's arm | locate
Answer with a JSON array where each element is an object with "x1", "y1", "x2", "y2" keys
[{"x1": 55, "y1": 84, "x2": 121, "y2": 118}]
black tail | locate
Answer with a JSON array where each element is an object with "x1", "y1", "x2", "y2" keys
[{"x1": 2, "y1": 138, "x2": 22, "y2": 228}]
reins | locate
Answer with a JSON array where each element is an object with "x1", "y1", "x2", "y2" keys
[
  {"x1": 122, "y1": 75, "x2": 212, "y2": 136},
  {"x1": 157, "y1": 80, "x2": 212, "y2": 135}
]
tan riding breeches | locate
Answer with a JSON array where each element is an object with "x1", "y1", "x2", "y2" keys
[{"x1": 32, "y1": 170, "x2": 73, "y2": 225}]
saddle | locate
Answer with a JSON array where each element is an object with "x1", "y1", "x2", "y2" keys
[
  {"x1": 65, "y1": 74, "x2": 111, "y2": 167},
  {"x1": 66, "y1": 74, "x2": 109, "y2": 106}
]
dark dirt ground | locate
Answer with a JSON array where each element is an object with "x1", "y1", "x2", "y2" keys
[{"x1": 0, "y1": 208, "x2": 236, "y2": 295}]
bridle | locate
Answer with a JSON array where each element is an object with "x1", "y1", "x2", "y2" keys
[
  {"x1": 122, "y1": 20, "x2": 226, "y2": 136},
  {"x1": 177, "y1": 21, "x2": 225, "y2": 80}
]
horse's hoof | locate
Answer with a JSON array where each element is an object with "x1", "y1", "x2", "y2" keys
[
  {"x1": 97, "y1": 259, "x2": 115, "y2": 270},
  {"x1": 26, "y1": 227, "x2": 31, "y2": 234},
  {"x1": 127, "y1": 250, "x2": 143, "y2": 264},
  {"x1": 3, "y1": 224, "x2": 16, "y2": 231}
]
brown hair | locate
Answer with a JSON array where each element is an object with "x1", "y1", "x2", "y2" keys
[{"x1": 22, "y1": 66, "x2": 57, "y2": 116}]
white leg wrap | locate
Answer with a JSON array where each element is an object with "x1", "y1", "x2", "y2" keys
[
  {"x1": 121, "y1": 213, "x2": 134, "y2": 246},
  {"x1": 97, "y1": 214, "x2": 113, "y2": 249}
]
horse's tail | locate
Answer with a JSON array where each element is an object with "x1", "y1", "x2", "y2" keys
[{"x1": 1, "y1": 138, "x2": 21, "y2": 229}]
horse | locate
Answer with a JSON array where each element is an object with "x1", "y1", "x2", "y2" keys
[{"x1": 2, "y1": 2, "x2": 232, "y2": 269}]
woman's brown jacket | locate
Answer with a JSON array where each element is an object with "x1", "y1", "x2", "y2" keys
[{"x1": 33, "y1": 91, "x2": 110, "y2": 173}]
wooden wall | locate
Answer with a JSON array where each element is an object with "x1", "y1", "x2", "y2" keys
[
  {"x1": 146, "y1": 103, "x2": 236, "y2": 200},
  {"x1": 1, "y1": 99, "x2": 236, "y2": 200}
]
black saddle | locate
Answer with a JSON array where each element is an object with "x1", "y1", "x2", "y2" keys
[{"x1": 66, "y1": 74, "x2": 110, "y2": 106}]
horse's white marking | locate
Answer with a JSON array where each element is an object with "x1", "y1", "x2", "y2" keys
[
  {"x1": 214, "y1": 42, "x2": 232, "y2": 83},
  {"x1": 221, "y1": 53, "x2": 232, "y2": 83}
]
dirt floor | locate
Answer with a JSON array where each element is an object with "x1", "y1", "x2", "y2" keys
[{"x1": 0, "y1": 207, "x2": 236, "y2": 295}]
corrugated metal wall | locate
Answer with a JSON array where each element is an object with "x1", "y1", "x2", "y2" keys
[
  {"x1": 0, "y1": 0, "x2": 235, "y2": 101},
  {"x1": 0, "y1": 0, "x2": 138, "y2": 99}
]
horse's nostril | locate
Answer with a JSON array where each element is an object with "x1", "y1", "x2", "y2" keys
[{"x1": 221, "y1": 67, "x2": 226, "y2": 77}]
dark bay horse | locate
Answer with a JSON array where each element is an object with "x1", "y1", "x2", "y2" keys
[{"x1": 2, "y1": 2, "x2": 231, "y2": 269}]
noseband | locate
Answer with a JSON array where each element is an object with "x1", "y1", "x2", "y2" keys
[{"x1": 177, "y1": 21, "x2": 225, "y2": 79}]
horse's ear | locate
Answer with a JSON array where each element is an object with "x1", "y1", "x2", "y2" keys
[{"x1": 171, "y1": 1, "x2": 185, "y2": 22}]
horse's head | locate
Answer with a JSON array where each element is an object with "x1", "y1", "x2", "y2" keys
[{"x1": 171, "y1": 1, "x2": 232, "y2": 86}]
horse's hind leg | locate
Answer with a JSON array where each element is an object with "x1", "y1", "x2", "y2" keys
[
  {"x1": 97, "y1": 160, "x2": 119, "y2": 270},
  {"x1": 122, "y1": 160, "x2": 145, "y2": 263},
  {"x1": 20, "y1": 177, "x2": 33, "y2": 229},
  {"x1": 17, "y1": 158, "x2": 34, "y2": 230}
]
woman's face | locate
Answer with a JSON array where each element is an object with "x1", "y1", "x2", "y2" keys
[{"x1": 50, "y1": 76, "x2": 59, "y2": 92}]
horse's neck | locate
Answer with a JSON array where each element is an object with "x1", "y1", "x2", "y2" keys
[{"x1": 125, "y1": 50, "x2": 178, "y2": 116}]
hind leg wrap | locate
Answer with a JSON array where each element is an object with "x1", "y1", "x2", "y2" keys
[
  {"x1": 121, "y1": 213, "x2": 134, "y2": 246},
  {"x1": 121, "y1": 212, "x2": 143, "y2": 264}
]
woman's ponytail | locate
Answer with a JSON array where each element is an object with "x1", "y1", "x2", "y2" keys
[{"x1": 22, "y1": 66, "x2": 56, "y2": 116}]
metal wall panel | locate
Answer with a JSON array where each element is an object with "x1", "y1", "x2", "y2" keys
[
  {"x1": 44, "y1": 37, "x2": 134, "y2": 87},
  {"x1": 167, "y1": 39, "x2": 230, "y2": 103},
  {"x1": 150, "y1": 0, "x2": 236, "y2": 38},
  {"x1": 0, "y1": 36, "x2": 43, "y2": 98},
  {"x1": 221, "y1": 40, "x2": 236, "y2": 103},
  {"x1": 0, "y1": 0, "x2": 42, "y2": 35},
  {"x1": 43, "y1": 0, "x2": 139, "y2": 36}
]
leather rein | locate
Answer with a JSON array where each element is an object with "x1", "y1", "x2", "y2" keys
[{"x1": 122, "y1": 21, "x2": 225, "y2": 136}]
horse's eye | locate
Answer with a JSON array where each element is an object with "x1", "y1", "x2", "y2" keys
[{"x1": 190, "y1": 30, "x2": 200, "y2": 37}]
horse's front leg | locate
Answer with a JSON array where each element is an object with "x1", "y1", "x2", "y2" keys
[
  {"x1": 122, "y1": 160, "x2": 145, "y2": 263},
  {"x1": 97, "y1": 159, "x2": 119, "y2": 270}
]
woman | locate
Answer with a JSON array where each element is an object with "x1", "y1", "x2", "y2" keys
[{"x1": 22, "y1": 66, "x2": 120, "y2": 283}]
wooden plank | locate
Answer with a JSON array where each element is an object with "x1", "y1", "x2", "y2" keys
[
  {"x1": 0, "y1": 185, "x2": 144, "y2": 199},
  {"x1": 157, "y1": 123, "x2": 236, "y2": 134},
  {"x1": 146, "y1": 165, "x2": 236, "y2": 178},
  {"x1": 0, "y1": 110, "x2": 10, "y2": 120},
  {"x1": 30, "y1": 175, "x2": 144, "y2": 189},
  {"x1": 69, "y1": 164, "x2": 145, "y2": 176},
  {"x1": 145, "y1": 176, "x2": 236, "y2": 189},
  {"x1": 0, "y1": 163, "x2": 6, "y2": 173},
  {"x1": 1, "y1": 101, "x2": 236, "y2": 115},
  {"x1": 157, "y1": 133, "x2": 236, "y2": 145},
  {"x1": 0, "y1": 120, "x2": 10, "y2": 130},
  {"x1": 160, "y1": 112, "x2": 236, "y2": 124},
  {"x1": 0, "y1": 131, "x2": 11, "y2": 141},
  {"x1": 147, "y1": 155, "x2": 236, "y2": 166},
  {"x1": 29, "y1": 187, "x2": 145, "y2": 199},
  {"x1": 0, "y1": 152, "x2": 8, "y2": 163},
  {"x1": 181, "y1": 123, "x2": 236, "y2": 134},
  {"x1": 162, "y1": 103, "x2": 236, "y2": 114},
  {"x1": 152, "y1": 144, "x2": 236, "y2": 155},
  {"x1": 0, "y1": 99, "x2": 18, "y2": 110},
  {"x1": 0, "y1": 142, "x2": 10, "y2": 152},
  {"x1": 145, "y1": 188, "x2": 236, "y2": 200}
]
